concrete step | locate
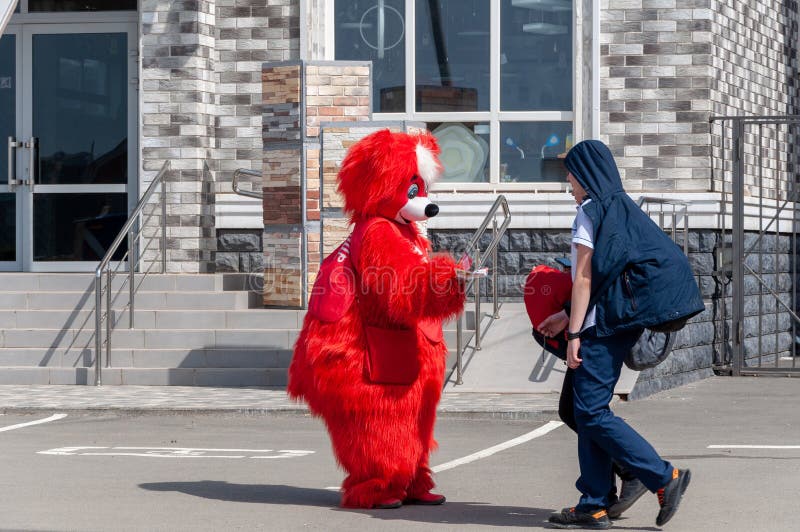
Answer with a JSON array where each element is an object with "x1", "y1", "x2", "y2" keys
[
  {"x1": 0, "y1": 291, "x2": 252, "y2": 311},
  {"x1": 0, "y1": 325, "x2": 467, "y2": 351},
  {"x1": 0, "y1": 273, "x2": 266, "y2": 293},
  {"x1": 0, "y1": 309, "x2": 305, "y2": 330}
]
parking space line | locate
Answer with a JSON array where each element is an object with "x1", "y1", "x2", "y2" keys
[
  {"x1": 37, "y1": 446, "x2": 315, "y2": 459},
  {"x1": 0, "y1": 413, "x2": 67, "y2": 432},
  {"x1": 432, "y1": 420, "x2": 564, "y2": 473},
  {"x1": 708, "y1": 444, "x2": 800, "y2": 449},
  {"x1": 323, "y1": 421, "x2": 563, "y2": 491}
]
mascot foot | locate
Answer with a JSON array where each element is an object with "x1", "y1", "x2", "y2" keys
[
  {"x1": 373, "y1": 498, "x2": 403, "y2": 509},
  {"x1": 404, "y1": 492, "x2": 446, "y2": 505}
]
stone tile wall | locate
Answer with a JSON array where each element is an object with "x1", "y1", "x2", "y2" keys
[
  {"x1": 601, "y1": 1, "x2": 799, "y2": 197},
  {"x1": 600, "y1": 0, "x2": 715, "y2": 192},
  {"x1": 709, "y1": 0, "x2": 799, "y2": 197},
  {"x1": 260, "y1": 60, "x2": 371, "y2": 307},
  {"x1": 140, "y1": 0, "x2": 218, "y2": 273}
]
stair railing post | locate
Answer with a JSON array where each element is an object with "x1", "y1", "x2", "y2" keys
[
  {"x1": 456, "y1": 314, "x2": 464, "y2": 385},
  {"x1": 161, "y1": 180, "x2": 167, "y2": 273},
  {"x1": 94, "y1": 272, "x2": 102, "y2": 386},
  {"x1": 492, "y1": 217, "x2": 499, "y2": 319},
  {"x1": 474, "y1": 247, "x2": 482, "y2": 351},
  {"x1": 106, "y1": 268, "x2": 112, "y2": 368},
  {"x1": 129, "y1": 223, "x2": 136, "y2": 329}
]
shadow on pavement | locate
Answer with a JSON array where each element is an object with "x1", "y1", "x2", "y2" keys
[
  {"x1": 139, "y1": 481, "x2": 339, "y2": 506},
  {"x1": 139, "y1": 481, "x2": 571, "y2": 528}
]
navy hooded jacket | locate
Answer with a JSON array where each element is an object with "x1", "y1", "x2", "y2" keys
[{"x1": 564, "y1": 140, "x2": 705, "y2": 337}]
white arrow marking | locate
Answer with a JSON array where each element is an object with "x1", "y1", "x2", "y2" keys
[{"x1": 0, "y1": 413, "x2": 67, "y2": 432}]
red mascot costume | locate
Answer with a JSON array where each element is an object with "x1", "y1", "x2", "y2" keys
[{"x1": 288, "y1": 129, "x2": 467, "y2": 509}]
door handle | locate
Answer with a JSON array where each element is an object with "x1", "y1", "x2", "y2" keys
[
  {"x1": 24, "y1": 136, "x2": 37, "y2": 188},
  {"x1": 7, "y1": 136, "x2": 21, "y2": 191}
]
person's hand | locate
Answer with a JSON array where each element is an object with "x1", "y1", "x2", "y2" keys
[
  {"x1": 537, "y1": 310, "x2": 568, "y2": 338},
  {"x1": 567, "y1": 338, "x2": 582, "y2": 369}
]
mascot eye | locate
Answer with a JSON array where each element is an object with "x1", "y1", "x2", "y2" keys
[{"x1": 407, "y1": 184, "x2": 419, "y2": 199}]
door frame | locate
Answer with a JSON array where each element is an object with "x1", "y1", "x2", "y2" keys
[
  {"x1": 9, "y1": 21, "x2": 138, "y2": 272},
  {"x1": 0, "y1": 26, "x2": 21, "y2": 271}
]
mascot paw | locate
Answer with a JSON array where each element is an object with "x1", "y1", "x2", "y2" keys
[
  {"x1": 404, "y1": 492, "x2": 446, "y2": 505},
  {"x1": 373, "y1": 498, "x2": 403, "y2": 509}
]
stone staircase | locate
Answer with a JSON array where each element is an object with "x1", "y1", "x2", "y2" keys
[{"x1": 0, "y1": 273, "x2": 472, "y2": 386}]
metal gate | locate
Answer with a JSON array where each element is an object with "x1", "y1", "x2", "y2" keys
[{"x1": 711, "y1": 115, "x2": 800, "y2": 376}]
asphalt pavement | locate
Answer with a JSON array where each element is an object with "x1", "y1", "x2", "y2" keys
[{"x1": 0, "y1": 377, "x2": 797, "y2": 531}]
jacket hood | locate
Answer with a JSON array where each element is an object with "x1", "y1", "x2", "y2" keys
[{"x1": 564, "y1": 140, "x2": 624, "y2": 201}]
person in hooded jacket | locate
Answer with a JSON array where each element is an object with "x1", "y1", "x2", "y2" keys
[{"x1": 538, "y1": 140, "x2": 703, "y2": 529}]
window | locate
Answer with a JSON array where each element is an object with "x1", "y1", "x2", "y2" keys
[{"x1": 333, "y1": 0, "x2": 574, "y2": 185}]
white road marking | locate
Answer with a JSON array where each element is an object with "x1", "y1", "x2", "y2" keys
[
  {"x1": 38, "y1": 446, "x2": 314, "y2": 459},
  {"x1": 0, "y1": 413, "x2": 67, "y2": 432},
  {"x1": 322, "y1": 421, "x2": 564, "y2": 491},
  {"x1": 432, "y1": 421, "x2": 564, "y2": 473},
  {"x1": 708, "y1": 444, "x2": 800, "y2": 449}
]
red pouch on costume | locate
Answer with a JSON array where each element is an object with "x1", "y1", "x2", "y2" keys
[{"x1": 364, "y1": 325, "x2": 420, "y2": 385}]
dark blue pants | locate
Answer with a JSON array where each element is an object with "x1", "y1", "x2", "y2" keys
[{"x1": 573, "y1": 327, "x2": 674, "y2": 511}]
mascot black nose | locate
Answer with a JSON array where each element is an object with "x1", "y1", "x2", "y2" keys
[{"x1": 425, "y1": 203, "x2": 439, "y2": 218}]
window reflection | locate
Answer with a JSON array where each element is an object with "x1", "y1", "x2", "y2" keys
[
  {"x1": 0, "y1": 36, "x2": 15, "y2": 182},
  {"x1": 34, "y1": 194, "x2": 127, "y2": 262},
  {"x1": 335, "y1": 0, "x2": 406, "y2": 113},
  {"x1": 29, "y1": 1, "x2": 137, "y2": 12},
  {"x1": 416, "y1": 0, "x2": 489, "y2": 112},
  {"x1": 501, "y1": 0, "x2": 572, "y2": 111},
  {"x1": 0, "y1": 194, "x2": 15, "y2": 261},
  {"x1": 429, "y1": 122, "x2": 489, "y2": 182},
  {"x1": 500, "y1": 122, "x2": 572, "y2": 182},
  {"x1": 33, "y1": 33, "x2": 127, "y2": 185}
]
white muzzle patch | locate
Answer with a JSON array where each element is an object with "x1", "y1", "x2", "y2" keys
[{"x1": 395, "y1": 197, "x2": 435, "y2": 224}]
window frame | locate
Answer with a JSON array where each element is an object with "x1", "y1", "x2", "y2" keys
[{"x1": 330, "y1": 0, "x2": 576, "y2": 190}]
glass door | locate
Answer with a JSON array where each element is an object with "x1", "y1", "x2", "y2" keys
[
  {"x1": 0, "y1": 28, "x2": 20, "y2": 271},
  {"x1": 20, "y1": 23, "x2": 136, "y2": 271}
]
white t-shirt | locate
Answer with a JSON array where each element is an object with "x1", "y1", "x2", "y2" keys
[{"x1": 571, "y1": 199, "x2": 596, "y2": 331}]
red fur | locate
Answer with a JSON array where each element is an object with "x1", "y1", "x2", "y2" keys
[{"x1": 288, "y1": 130, "x2": 465, "y2": 508}]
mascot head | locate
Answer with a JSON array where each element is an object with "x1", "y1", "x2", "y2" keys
[{"x1": 337, "y1": 129, "x2": 443, "y2": 224}]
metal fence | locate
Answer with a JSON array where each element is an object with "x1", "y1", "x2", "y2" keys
[{"x1": 711, "y1": 115, "x2": 800, "y2": 376}]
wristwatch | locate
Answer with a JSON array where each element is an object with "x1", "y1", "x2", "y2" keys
[{"x1": 566, "y1": 330, "x2": 581, "y2": 340}]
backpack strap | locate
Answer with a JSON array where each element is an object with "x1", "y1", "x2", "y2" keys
[{"x1": 348, "y1": 217, "x2": 392, "y2": 276}]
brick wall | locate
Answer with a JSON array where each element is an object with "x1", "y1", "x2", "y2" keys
[
  {"x1": 260, "y1": 60, "x2": 370, "y2": 307},
  {"x1": 601, "y1": 1, "x2": 799, "y2": 197},
  {"x1": 140, "y1": 0, "x2": 217, "y2": 273},
  {"x1": 709, "y1": 0, "x2": 800, "y2": 196},
  {"x1": 600, "y1": 0, "x2": 715, "y2": 193}
]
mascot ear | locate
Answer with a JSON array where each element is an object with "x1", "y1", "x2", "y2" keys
[{"x1": 414, "y1": 133, "x2": 442, "y2": 186}]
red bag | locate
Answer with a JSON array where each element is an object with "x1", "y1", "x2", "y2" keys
[
  {"x1": 307, "y1": 218, "x2": 386, "y2": 322},
  {"x1": 524, "y1": 265, "x2": 572, "y2": 359}
]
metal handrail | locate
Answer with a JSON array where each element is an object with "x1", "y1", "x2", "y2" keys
[
  {"x1": 93, "y1": 160, "x2": 170, "y2": 385},
  {"x1": 454, "y1": 195, "x2": 512, "y2": 385},
  {"x1": 638, "y1": 196, "x2": 690, "y2": 255},
  {"x1": 233, "y1": 168, "x2": 263, "y2": 199}
]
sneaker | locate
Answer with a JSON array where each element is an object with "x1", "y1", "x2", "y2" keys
[
  {"x1": 548, "y1": 507, "x2": 611, "y2": 529},
  {"x1": 655, "y1": 468, "x2": 692, "y2": 526},
  {"x1": 608, "y1": 477, "x2": 648, "y2": 518}
]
